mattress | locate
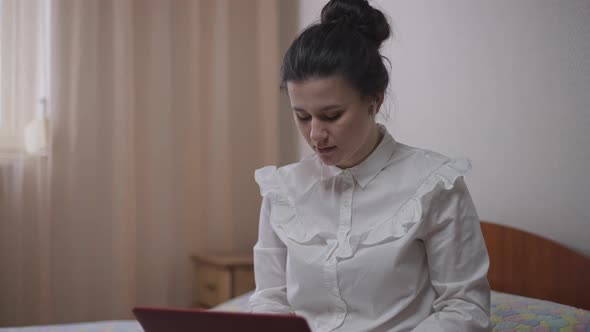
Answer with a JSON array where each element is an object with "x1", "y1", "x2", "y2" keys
[{"x1": 2, "y1": 291, "x2": 589, "y2": 331}]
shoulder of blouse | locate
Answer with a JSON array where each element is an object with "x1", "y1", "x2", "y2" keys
[{"x1": 254, "y1": 153, "x2": 322, "y2": 203}]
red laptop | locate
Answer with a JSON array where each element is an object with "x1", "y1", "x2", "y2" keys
[{"x1": 133, "y1": 306, "x2": 312, "y2": 332}]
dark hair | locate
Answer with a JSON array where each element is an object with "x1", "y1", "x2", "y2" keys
[{"x1": 280, "y1": 0, "x2": 391, "y2": 99}]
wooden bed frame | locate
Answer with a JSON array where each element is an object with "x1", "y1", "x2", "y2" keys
[{"x1": 480, "y1": 221, "x2": 590, "y2": 310}]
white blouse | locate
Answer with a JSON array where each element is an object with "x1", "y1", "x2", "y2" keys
[{"x1": 248, "y1": 128, "x2": 491, "y2": 332}]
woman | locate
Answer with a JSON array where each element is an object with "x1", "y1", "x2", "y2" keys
[{"x1": 248, "y1": 0, "x2": 491, "y2": 331}]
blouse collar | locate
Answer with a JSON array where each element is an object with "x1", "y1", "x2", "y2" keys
[{"x1": 321, "y1": 125, "x2": 397, "y2": 189}]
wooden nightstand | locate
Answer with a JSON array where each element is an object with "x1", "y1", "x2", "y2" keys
[{"x1": 191, "y1": 253, "x2": 255, "y2": 308}]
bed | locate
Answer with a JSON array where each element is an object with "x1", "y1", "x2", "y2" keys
[{"x1": 1, "y1": 221, "x2": 589, "y2": 331}]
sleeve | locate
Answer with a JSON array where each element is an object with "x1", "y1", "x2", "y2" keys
[
  {"x1": 247, "y1": 195, "x2": 294, "y2": 314},
  {"x1": 411, "y1": 177, "x2": 491, "y2": 332}
]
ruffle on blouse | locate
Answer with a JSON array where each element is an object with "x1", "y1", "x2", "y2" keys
[
  {"x1": 255, "y1": 166, "x2": 283, "y2": 201},
  {"x1": 334, "y1": 158, "x2": 471, "y2": 260},
  {"x1": 255, "y1": 164, "x2": 327, "y2": 245},
  {"x1": 254, "y1": 158, "x2": 471, "y2": 255}
]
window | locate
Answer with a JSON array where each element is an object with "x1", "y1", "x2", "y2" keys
[
  {"x1": 0, "y1": 0, "x2": 17, "y2": 153},
  {"x1": 0, "y1": 0, "x2": 49, "y2": 158}
]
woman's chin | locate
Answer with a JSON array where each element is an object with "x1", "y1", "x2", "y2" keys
[{"x1": 317, "y1": 153, "x2": 338, "y2": 166}]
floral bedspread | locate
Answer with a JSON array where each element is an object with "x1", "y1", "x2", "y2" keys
[{"x1": 491, "y1": 291, "x2": 590, "y2": 331}]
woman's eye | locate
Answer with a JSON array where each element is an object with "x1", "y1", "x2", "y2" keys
[
  {"x1": 323, "y1": 113, "x2": 342, "y2": 121},
  {"x1": 294, "y1": 111, "x2": 341, "y2": 122}
]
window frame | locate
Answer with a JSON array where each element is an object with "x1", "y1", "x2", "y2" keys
[
  {"x1": 0, "y1": 0, "x2": 19, "y2": 156},
  {"x1": 0, "y1": 0, "x2": 50, "y2": 160}
]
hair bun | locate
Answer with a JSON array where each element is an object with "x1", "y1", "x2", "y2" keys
[{"x1": 320, "y1": 0, "x2": 391, "y2": 48}]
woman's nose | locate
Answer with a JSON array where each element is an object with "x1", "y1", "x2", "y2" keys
[{"x1": 310, "y1": 118, "x2": 328, "y2": 145}]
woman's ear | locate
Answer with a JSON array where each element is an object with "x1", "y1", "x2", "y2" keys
[
  {"x1": 371, "y1": 100, "x2": 378, "y2": 115},
  {"x1": 369, "y1": 92, "x2": 385, "y2": 115}
]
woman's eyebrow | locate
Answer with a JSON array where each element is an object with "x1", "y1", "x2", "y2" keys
[{"x1": 292, "y1": 105, "x2": 345, "y2": 113}]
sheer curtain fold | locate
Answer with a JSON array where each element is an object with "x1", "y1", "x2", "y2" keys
[{"x1": 0, "y1": 0, "x2": 280, "y2": 326}]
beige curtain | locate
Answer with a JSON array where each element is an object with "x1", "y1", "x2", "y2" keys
[{"x1": 0, "y1": 0, "x2": 281, "y2": 326}]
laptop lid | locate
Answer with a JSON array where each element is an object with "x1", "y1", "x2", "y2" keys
[{"x1": 133, "y1": 306, "x2": 312, "y2": 332}]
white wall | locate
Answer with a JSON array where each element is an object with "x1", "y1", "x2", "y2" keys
[{"x1": 295, "y1": 0, "x2": 590, "y2": 256}]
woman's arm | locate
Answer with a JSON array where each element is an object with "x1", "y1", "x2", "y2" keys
[
  {"x1": 247, "y1": 196, "x2": 294, "y2": 314},
  {"x1": 411, "y1": 178, "x2": 491, "y2": 331}
]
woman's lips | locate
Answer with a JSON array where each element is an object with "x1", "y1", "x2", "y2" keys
[{"x1": 317, "y1": 146, "x2": 336, "y2": 154}]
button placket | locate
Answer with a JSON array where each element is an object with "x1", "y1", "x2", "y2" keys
[
  {"x1": 318, "y1": 171, "x2": 353, "y2": 331},
  {"x1": 338, "y1": 172, "x2": 354, "y2": 226}
]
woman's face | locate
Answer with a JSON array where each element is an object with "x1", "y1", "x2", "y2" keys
[{"x1": 287, "y1": 76, "x2": 382, "y2": 169}]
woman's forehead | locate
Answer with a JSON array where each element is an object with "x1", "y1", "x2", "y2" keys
[{"x1": 287, "y1": 76, "x2": 360, "y2": 107}]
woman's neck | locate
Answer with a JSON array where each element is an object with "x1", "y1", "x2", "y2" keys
[{"x1": 337, "y1": 124, "x2": 384, "y2": 169}]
